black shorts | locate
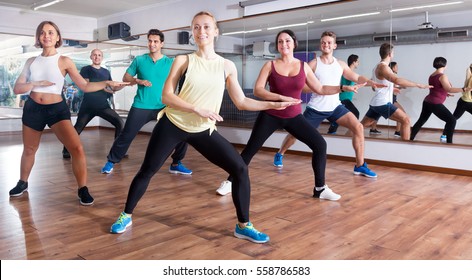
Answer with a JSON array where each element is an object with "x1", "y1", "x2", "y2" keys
[{"x1": 22, "y1": 98, "x2": 71, "y2": 131}]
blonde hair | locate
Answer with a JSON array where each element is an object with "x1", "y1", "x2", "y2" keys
[
  {"x1": 192, "y1": 11, "x2": 218, "y2": 29},
  {"x1": 466, "y1": 64, "x2": 472, "y2": 87}
]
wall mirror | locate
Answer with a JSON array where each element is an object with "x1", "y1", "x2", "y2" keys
[{"x1": 1, "y1": 0, "x2": 471, "y2": 146}]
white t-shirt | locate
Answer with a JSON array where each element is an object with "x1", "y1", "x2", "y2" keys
[
  {"x1": 306, "y1": 56, "x2": 343, "y2": 112},
  {"x1": 370, "y1": 62, "x2": 394, "y2": 106}
]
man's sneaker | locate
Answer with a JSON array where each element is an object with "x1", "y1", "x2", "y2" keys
[
  {"x1": 216, "y1": 180, "x2": 232, "y2": 196},
  {"x1": 440, "y1": 135, "x2": 447, "y2": 143},
  {"x1": 110, "y1": 212, "x2": 132, "y2": 234},
  {"x1": 327, "y1": 123, "x2": 338, "y2": 134},
  {"x1": 353, "y1": 162, "x2": 377, "y2": 178},
  {"x1": 101, "y1": 161, "x2": 114, "y2": 174},
  {"x1": 9, "y1": 180, "x2": 28, "y2": 197},
  {"x1": 234, "y1": 222, "x2": 270, "y2": 243},
  {"x1": 78, "y1": 186, "x2": 94, "y2": 206},
  {"x1": 394, "y1": 131, "x2": 401, "y2": 137},
  {"x1": 369, "y1": 128, "x2": 382, "y2": 135},
  {"x1": 273, "y1": 152, "x2": 284, "y2": 167},
  {"x1": 169, "y1": 161, "x2": 192, "y2": 175},
  {"x1": 313, "y1": 185, "x2": 341, "y2": 201},
  {"x1": 62, "y1": 147, "x2": 71, "y2": 159}
]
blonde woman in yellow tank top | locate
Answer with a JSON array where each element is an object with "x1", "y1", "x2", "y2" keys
[{"x1": 109, "y1": 11, "x2": 300, "y2": 243}]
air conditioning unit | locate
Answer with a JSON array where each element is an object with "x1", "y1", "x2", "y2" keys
[{"x1": 252, "y1": 41, "x2": 274, "y2": 57}]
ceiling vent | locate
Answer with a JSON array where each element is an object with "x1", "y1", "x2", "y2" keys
[
  {"x1": 437, "y1": 30, "x2": 468, "y2": 39},
  {"x1": 373, "y1": 35, "x2": 398, "y2": 42}
]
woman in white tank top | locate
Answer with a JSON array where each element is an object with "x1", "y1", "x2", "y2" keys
[{"x1": 10, "y1": 21, "x2": 127, "y2": 206}]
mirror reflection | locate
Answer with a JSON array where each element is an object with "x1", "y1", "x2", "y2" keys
[{"x1": 1, "y1": 1, "x2": 471, "y2": 146}]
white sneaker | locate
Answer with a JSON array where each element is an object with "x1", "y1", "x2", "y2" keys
[
  {"x1": 216, "y1": 180, "x2": 232, "y2": 196},
  {"x1": 440, "y1": 135, "x2": 447, "y2": 143},
  {"x1": 317, "y1": 185, "x2": 341, "y2": 201}
]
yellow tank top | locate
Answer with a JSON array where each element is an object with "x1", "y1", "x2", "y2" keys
[
  {"x1": 462, "y1": 75, "x2": 472, "y2": 102},
  {"x1": 164, "y1": 53, "x2": 225, "y2": 134}
]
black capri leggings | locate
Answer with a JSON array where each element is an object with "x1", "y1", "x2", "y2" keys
[
  {"x1": 124, "y1": 115, "x2": 251, "y2": 223},
  {"x1": 228, "y1": 112, "x2": 327, "y2": 188}
]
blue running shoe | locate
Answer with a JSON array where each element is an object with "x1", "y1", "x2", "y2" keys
[
  {"x1": 440, "y1": 135, "x2": 447, "y2": 143},
  {"x1": 101, "y1": 161, "x2": 114, "y2": 174},
  {"x1": 234, "y1": 222, "x2": 270, "y2": 243},
  {"x1": 353, "y1": 162, "x2": 377, "y2": 178},
  {"x1": 273, "y1": 152, "x2": 283, "y2": 167},
  {"x1": 110, "y1": 212, "x2": 132, "y2": 234},
  {"x1": 169, "y1": 161, "x2": 192, "y2": 175}
]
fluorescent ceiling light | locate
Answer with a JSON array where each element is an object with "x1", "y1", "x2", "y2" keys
[
  {"x1": 239, "y1": 0, "x2": 276, "y2": 8},
  {"x1": 267, "y1": 22, "x2": 310, "y2": 31},
  {"x1": 390, "y1": 1, "x2": 463, "y2": 12},
  {"x1": 31, "y1": 0, "x2": 64, "y2": 11},
  {"x1": 222, "y1": 29, "x2": 262, "y2": 36},
  {"x1": 321, "y1": 11, "x2": 381, "y2": 22}
]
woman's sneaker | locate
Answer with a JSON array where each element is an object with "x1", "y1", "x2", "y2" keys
[
  {"x1": 313, "y1": 185, "x2": 341, "y2": 201},
  {"x1": 78, "y1": 186, "x2": 94, "y2": 206},
  {"x1": 394, "y1": 131, "x2": 401, "y2": 137},
  {"x1": 110, "y1": 212, "x2": 133, "y2": 234},
  {"x1": 9, "y1": 180, "x2": 28, "y2": 197},
  {"x1": 216, "y1": 180, "x2": 232, "y2": 196},
  {"x1": 234, "y1": 222, "x2": 270, "y2": 243},
  {"x1": 440, "y1": 135, "x2": 447, "y2": 143}
]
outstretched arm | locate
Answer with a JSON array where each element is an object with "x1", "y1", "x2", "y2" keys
[{"x1": 227, "y1": 59, "x2": 300, "y2": 111}]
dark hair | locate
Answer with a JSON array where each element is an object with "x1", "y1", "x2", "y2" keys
[
  {"x1": 275, "y1": 29, "x2": 298, "y2": 49},
  {"x1": 35, "y1": 21, "x2": 62, "y2": 48},
  {"x1": 379, "y1": 43, "x2": 393, "y2": 59},
  {"x1": 147, "y1": 29, "x2": 164, "y2": 42},
  {"x1": 347, "y1": 54, "x2": 358, "y2": 66},
  {"x1": 389, "y1": 61, "x2": 397, "y2": 69},
  {"x1": 433, "y1": 57, "x2": 447, "y2": 69}
]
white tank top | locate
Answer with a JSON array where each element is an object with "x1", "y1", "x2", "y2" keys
[
  {"x1": 29, "y1": 53, "x2": 64, "y2": 95},
  {"x1": 307, "y1": 56, "x2": 343, "y2": 112},
  {"x1": 370, "y1": 62, "x2": 394, "y2": 106}
]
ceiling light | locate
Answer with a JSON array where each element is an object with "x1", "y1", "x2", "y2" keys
[
  {"x1": 222, "y1": 29, "x2": 262, "y2": 36},
  {"x1": 321, "y1": 11, "x2": 381, "y2": 22},
  {"x1": 267, "y1": 22, "x2": 309, "y2": 31},
  {"x1": 389, "y1": 1, "x2": 463, "y2": 13},
  {"x1": 31, "y1": 0, "x2": 64, "y2": 11}
]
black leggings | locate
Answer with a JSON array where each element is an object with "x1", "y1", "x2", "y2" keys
[
  {"x1": 411, "y1": 101, "x2": 456, "y2": 143},
  {"x1": 75, "y1": 106, "x2": 124, "y2": 139},
  {"x1": 107, "y1": 107, "x2": 187, "y2": 164},
  {"x1": 442, "y1": 98, "x2": 472, "y2": 137},
  {"x1": 228, "y1": 112, "x2": 327, "y2": 188},
  {"x1": 124, "y1": 115, "x2": 250, "y2": 223}
]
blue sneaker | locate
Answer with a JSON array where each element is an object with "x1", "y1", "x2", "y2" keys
[
  {"x1": 273, "y1": 152, "x2": 283, "y2": 167},
  {"x1": 110, "y1": 212, "x2": 132, "y2": 234},
  {"x1": 101, "y1": 161, "x2": 114, "y2": 174},
  {"x1": 169, "y1": 161, "x2": 192, "y2": 175},
  {"x1": 440, "y1": 135, "x2": 447, "y2": 143},
  {"x1": 353, "y1": 162, "x2": 377, "y2": 178},
  {"x1": 234, "y1": 222, "x2": 270, "y2": 243}
]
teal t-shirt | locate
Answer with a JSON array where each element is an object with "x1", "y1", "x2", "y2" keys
[
  {"x1": 126, "y1": 54, "x2": 174, "y2": 109},
  {"x1": 339, "y1": 76, "x2": 355, "y2": 101}
]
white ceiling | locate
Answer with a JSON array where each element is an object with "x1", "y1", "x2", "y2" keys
[{"x1": 0, "y1": 0, "x2": 471, "y2": 41}]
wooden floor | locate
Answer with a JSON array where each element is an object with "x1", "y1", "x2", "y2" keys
[{"x1": 1, "y1": 129, "x2": 472, "y2": 260}]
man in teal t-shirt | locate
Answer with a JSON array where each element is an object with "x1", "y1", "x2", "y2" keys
[
  {"x1": 101, "y1": 29, "x2": 191, "y2": 175},
  {"x1": 327, "y1": 54, "x2": 360, "y2": 134}
]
